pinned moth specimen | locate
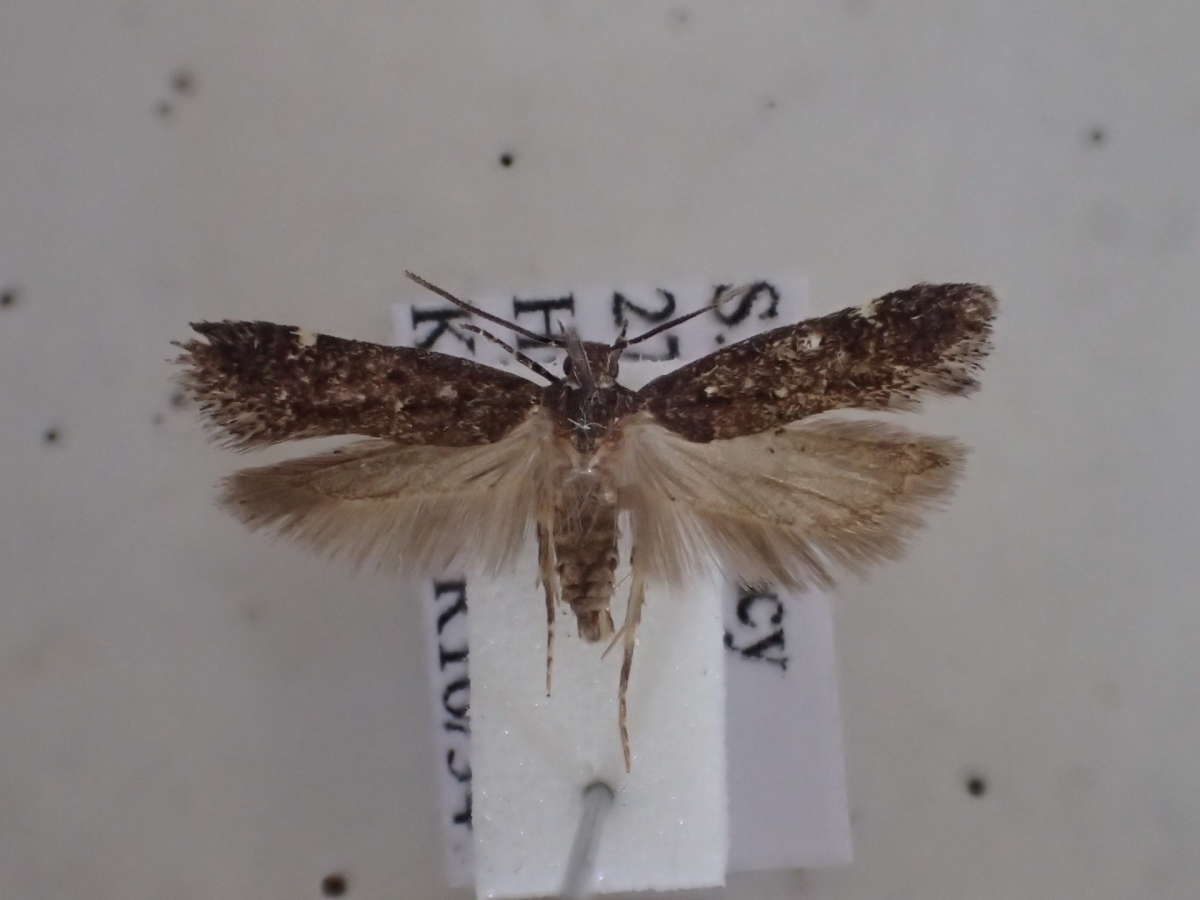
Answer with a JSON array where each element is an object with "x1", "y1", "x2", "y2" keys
[{"x1": 175, "y1": 273, "x2": 996, "y2": 769}]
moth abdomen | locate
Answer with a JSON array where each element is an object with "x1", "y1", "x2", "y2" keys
[{"x1": 552, "y1": 467, "x2": 620, "y2": 642}]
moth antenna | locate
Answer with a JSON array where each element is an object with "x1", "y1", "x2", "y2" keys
[
  {"x1": 608, "y1": 320, "x2": 630, "y2": 364},
  {"x1": 460, "y1": 322, "x2": 562, "y2": 384},
  {"x1": 404, "y1": 271, "x2": 566, "y2": 348},
  {"x1": 624, "y1": 282, "x2": 757, "y2": 346}
]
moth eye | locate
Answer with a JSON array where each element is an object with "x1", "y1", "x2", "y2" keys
[{"x1": 562, "y1": 357, "x2": 575, "y2": 377}]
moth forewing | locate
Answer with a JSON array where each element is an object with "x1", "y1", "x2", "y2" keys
[
  {"x1": 638, "y1": 282, "x2": 996, "y2": 441},
  {"x1": 173, "y1": 320, "x2": 543, "y2": 450}
]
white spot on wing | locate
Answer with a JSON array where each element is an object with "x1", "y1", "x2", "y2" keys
[
  {"x1": 297, "y1": 329, "x2": 318, "y2": 347},
  {"x1": 437, "y1": 385, "x2": 458, "y2": 400}
]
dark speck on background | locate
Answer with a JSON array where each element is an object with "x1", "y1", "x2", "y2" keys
[
  {"x1": 320, "y1": 872, "x2": 349, "y2": 897},
  {"x1": 668, "y1": 7, "x2": 692, "y2": 28},
  {"x1": 1087, "y1": 125, "x2": 1107, "y2": 147},
  {"x1": 171, "y1": 68, "x2": 196, "y2": 96},
  {"x1": 1, "y1": 286, "x2": 17, "y2": 308},
  {"x1": 965, "y1": 772, "x2": 988, "y2": 797},
  {"x1": 156, "y1": 68, "x2": 196, "y2": 120},
  {"x1": 43, "y1": 427, "x2": 61, "y2": 445},
  {"x1": 499, "y1": 151, "x2": 515, "y2": 168}
]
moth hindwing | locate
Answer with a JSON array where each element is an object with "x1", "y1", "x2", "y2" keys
[{"x1": 176, "y1": 278, "x2": 996, "y2": 769}]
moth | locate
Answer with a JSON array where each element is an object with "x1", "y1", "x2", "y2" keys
[{"x1": 175, "y1": 273, "x2": 996, "y2": 770}]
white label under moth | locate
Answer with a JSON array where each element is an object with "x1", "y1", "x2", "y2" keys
[{"x1": 394, "y1": 273, "x2": 851, "y2": 890}]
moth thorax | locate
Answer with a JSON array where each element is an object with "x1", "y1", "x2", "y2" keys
[{"x1": 552, "y1": 467, "x2": 619, "y2": 642}]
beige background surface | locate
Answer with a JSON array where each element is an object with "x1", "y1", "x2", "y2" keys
[{"x1": 2, "y1": 2, "x2": 1197, "y2": 898}]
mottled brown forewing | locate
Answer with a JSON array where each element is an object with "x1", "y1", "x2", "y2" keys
[
  {"x1": 175, "y1": 321, "x2": 541, "y2": 449},
  {"x1": 637, "y1": 283, "x2": 996, "y2": 441}
]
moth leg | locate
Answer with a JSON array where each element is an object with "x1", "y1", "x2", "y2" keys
[
  {"x1": 618, "y1": 569, "x2": 647, "y2": 773},
  {"x1": 600, "y1": 619, "x2": 632, "y2": 660},
  {"x1": 537, "y1": 520, "x2": 558, "y2": 697}
]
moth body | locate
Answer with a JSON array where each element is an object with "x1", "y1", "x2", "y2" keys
[
  {"x1": 549, "y1": 465, "x2": 619, "y2": 641},
  {"x1": 539, "y1": 337, "x2": 637, "y2": 642}
]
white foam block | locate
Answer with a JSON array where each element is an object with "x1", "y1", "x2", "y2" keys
[{"x1": 469, "y1": 553, "x2": 727, "y2": 898}]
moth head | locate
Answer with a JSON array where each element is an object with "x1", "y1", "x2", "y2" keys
[{"x1": 562, "y1": 337, "x2": 621, "y2": 389}]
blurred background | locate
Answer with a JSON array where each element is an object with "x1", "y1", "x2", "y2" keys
[{"x1": 2, "y1": 2, "x2": 1198, "y2": 898}]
